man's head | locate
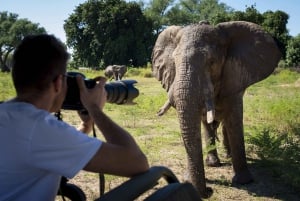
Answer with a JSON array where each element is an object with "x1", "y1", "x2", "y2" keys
[
  {"x1": 12, "y1": 34, "x2": 70, "y2": 111},
  {"x1": 12, "y1": 34, "x2": 70, "y2": 94}
]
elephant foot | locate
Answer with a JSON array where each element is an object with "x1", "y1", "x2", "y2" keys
[
  {"x1": 232, "y1": 169, "x2": 254, "y2": 185},
  {"x1": 183, "y1": 172, "x2": 213, "y2": 198},
  {"x1": 205, "y1": 154, "x2": 221, "y2": 167},
  {"x1": 199, "y1": 186, "x2": 213, "y2": 199}
]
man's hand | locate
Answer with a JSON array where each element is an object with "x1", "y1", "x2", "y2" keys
[
  {"x1": 76, "y1": 75, "x2": 107, "y2": 133},
  {"x1": 76, "y1": 75, "x2": 107, "y2": 111}
]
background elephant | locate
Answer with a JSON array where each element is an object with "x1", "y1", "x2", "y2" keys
[
  {"x1": 104, "y1": 65, "x2": 127, "y2": 81},
  {"x1": 151, "y1": 21, "x2": 281, "y2": 198}
]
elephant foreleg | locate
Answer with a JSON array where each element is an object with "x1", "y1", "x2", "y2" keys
[
  {"x1": 113, "y1": 73, "x2": 118, "y2": 81},
  {"x1": 203, "y1": 120, "x2": 221, "y2": 167},
  {"x1": 222, "y1": 94, "x2": 253, "y2": 184}
]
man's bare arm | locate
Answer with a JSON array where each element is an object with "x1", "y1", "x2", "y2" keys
[{"x1": 76, "y1": 76, "x2": 149, "y2": 176}]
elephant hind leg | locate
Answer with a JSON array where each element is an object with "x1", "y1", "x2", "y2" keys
[
  {"x1": 203, "y1": 120, "x2": 221, "y2": 167},
  {"x1": 222, "y1": 123, "x2": 231, "y2": 158}
]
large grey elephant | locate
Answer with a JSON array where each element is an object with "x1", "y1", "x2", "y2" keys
[
  {"x1": 104, "y1": 65, "x2": 127, "y2": 80},
  {"x1": 151, "y1": 21, "x2": 281, "y2": 197}
]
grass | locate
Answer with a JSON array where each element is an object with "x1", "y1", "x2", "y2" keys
[
  {"x1": 1, "y1": 68, "x2": 300, "y2": 200},
  {"x1": 0, "y1": 72, "x2": 15, "y2": 100}
]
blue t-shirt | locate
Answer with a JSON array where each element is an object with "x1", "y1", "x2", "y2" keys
[{"x1": 0, "y1": 101, "x2": 102, "y2": 201}]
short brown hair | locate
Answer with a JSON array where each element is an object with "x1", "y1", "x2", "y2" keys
[{"x1": 12, "y1": 34, "x2": 70, "y2": 94}]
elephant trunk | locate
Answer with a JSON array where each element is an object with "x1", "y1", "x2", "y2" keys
[
  {"x1": 177, "y1": 108, "x2": 208, "y2": 197},
  {"x1": 174, "y1": 72, "x2": 213, "y2": 198}
]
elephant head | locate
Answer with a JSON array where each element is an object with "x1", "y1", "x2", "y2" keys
[{"x1": 151, "y1": 21, "x2": 281, "y2": 198}]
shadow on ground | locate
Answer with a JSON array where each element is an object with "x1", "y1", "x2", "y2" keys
[{"x1": 206, "y1": 159, "x2": 300, "y2": 201}]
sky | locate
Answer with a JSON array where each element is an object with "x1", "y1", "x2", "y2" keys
[{"x1": 1, "y1": 0, "x2": 299, "y2": 45}]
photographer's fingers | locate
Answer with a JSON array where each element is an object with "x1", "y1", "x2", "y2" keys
[
  {"x1": 94, "y1": 77, "x2": 107, "y2": 110},
  {"x1": 77, "y1": 75, "x2": 107, "y2": 111},
  {"x1": 76, "y1": 75, "x2": 87, "y2": 93}
]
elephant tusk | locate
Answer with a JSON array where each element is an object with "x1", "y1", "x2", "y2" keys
[
  {"x1": 205, "y1": 98, "x2": 215, "y2": 124},
  {"x1": 207, "y1": 110, "x2": 215, "y2": 124}
]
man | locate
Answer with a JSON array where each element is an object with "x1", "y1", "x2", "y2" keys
[{"x1": 0, "y1": 34, "x2": 149, "y2": 200}]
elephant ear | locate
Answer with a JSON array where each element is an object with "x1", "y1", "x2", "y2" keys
[
  {"x1": 151, "y1": 26, "x2": 183, "y2": 92},
  {"x1": 217, "y1": 21, "x2": 282, "y2": 97}
]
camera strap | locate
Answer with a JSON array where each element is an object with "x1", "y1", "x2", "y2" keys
[{"x1": 92, "y1": 124, "x2": 106, "y2": 197}]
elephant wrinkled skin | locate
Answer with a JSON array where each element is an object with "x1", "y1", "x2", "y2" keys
[{"x1": 151, "y1": 21, "x2": 281, "y2": 198}]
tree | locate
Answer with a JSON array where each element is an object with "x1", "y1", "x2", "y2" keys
[
  {"x1": 143, "y1": 0, "x2": 175, "y2": 35},
  {"x1": 262, "y1": 10, "x2": 290, "y2": 58},
  {"x1": 285, "y1": 35, "x2": 300, "y2": 67},
  {"x1": 173, "y1": 0, "x2": 231, "y2": 24},
  {"x1": 230, "y1": 4, "x2": 264, "y2": 24},
  {"x1": 64, "y1": 0, "x2": 154, "y2": 68},
  {"x1": 143, "y1": 0, "x2": 232, "y2": 35},
  {"x1": 0, "y1": 12, "x2": 46, "y2": 72}
]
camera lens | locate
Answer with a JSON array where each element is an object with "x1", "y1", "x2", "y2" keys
[{"x1": 105, "y1": 80, "x2": 139, "y2": 104}]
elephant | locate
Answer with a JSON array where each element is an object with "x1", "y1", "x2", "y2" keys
[
  {"x1": 104, "y1": 65, "x2": 127, "y2": 81},
  {"x1": 151, "y1": 21, "x2": 282, "y2": 198}
]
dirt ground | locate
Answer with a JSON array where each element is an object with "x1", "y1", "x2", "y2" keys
[{"x1": 55, "y1": 155, "x2": 300, "y2": 201}]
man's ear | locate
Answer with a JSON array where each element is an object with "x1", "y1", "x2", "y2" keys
[{"x1": 53, "y1": 75, "x2": 63, "y2": 93}]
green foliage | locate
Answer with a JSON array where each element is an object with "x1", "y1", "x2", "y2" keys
[
  {"x1": 144, "y1": 0, "x2": 232, "y2": 28},
  {"x1": 0, "y1": 11, "x2": 46, "y2": 72},
  {"x1": 230, "y1": 5, "x2": 264, "y2": 24},
  {"x1": 247, "y1": 129, "x2": 296, "y2": 161},
  {"x1": 64, "y1": 0, "x2": 154, "y2": 68},
  {"x1": 244, "y1": 69, "x2": 300, "y2": 189},
  {"x1": 143, "y1": 0, "x2": 175, "y2": 35},
  {"x1": 262, "y1": 10, "x2": 290, "y2": 58},
  {"x1": 246, "y1": 128, "x2": 300, "y2": 188},
  {"x1": 0, "y1": 72, "x2": 15, "y2": 100},
  {"x1": 285, "y1": 34, "x2": 300, "y2": 67}
]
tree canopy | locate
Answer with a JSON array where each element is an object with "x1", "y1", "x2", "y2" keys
[
  {"x1": 145, "y1": 1, "x2": 292, "y2": 62},
  {"x1": 0, "y1": 11, "x2": 46, "y2": 72},
  {"x1": 285, "y1": 34, "x2": 300, "y2": 67},
  {"x1": 64, "y1": 0, "x2": 154, "y2": 68},
  {"x1": 2, "y1": 0, "x2": 296, "y2": 69}
]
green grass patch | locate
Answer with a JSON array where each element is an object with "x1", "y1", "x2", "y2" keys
[
  {"x1": 244, "y1": 69, "x2": 300, "y2": 189},
  {"x1": 0, "y1": 72, "x2": 15, "y2": 101}
]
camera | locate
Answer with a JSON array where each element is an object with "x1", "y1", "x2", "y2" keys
[{"x1": 62, "y1": 72, "x2": 139, "y2": 110}]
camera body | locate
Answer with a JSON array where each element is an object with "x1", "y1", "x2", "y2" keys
[{"x1": 62, "y1": 72, "x2": 139, "y2": 110}]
